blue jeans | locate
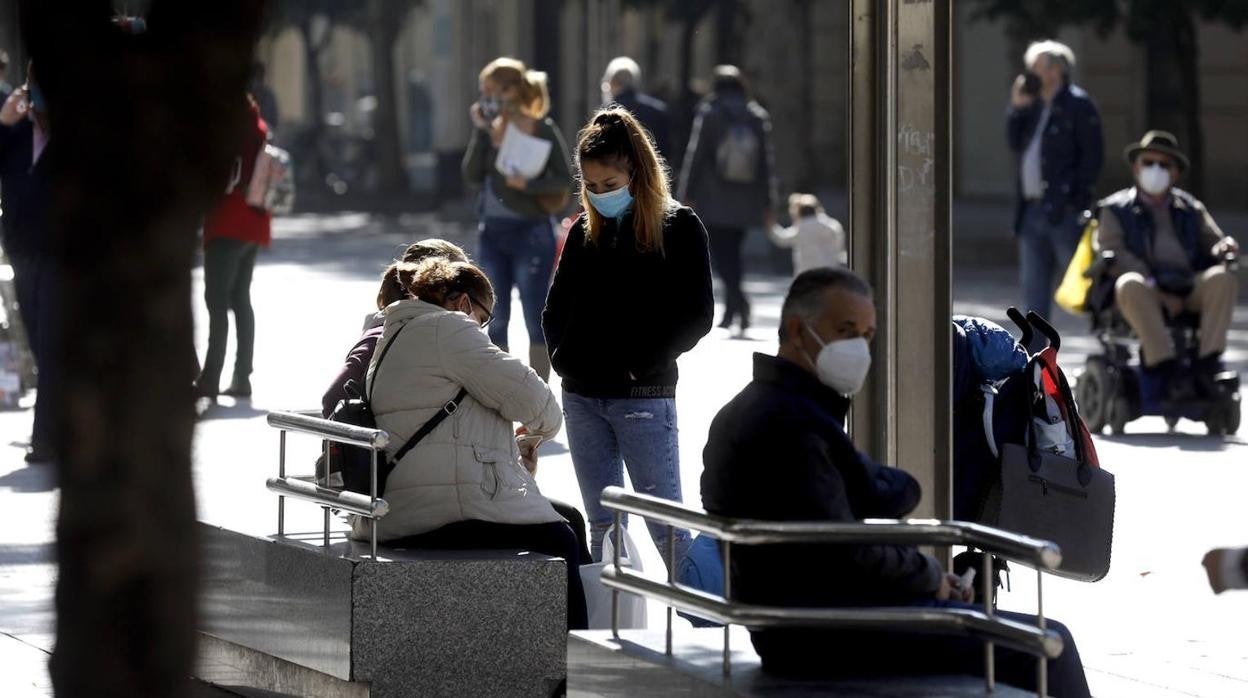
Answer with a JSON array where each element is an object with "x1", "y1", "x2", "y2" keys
[
  {"x1": 1018, "y1": 203, "x2": 1082, "y2": 323},
  {"x1": 477, "y1": 217, "x2": 555, "y2": 351},
  {"x1": 562, "y1": 391, "x2": 692, "y2": 564}
]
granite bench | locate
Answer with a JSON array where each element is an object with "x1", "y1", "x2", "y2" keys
[
  {"x1": 195, "y1": 523, "x2": 568, "y2": 697},
  {"x1": 569, "y1": 627, "x2": 1035, "y2": 697}
]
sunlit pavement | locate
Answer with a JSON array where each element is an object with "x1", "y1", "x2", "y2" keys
[{"x1": 1, "y1": 214, "x2": 1246, "y2": 695}]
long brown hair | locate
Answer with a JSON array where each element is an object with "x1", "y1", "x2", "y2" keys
[
  {"x1": 479, "y1": 57, "x2": 550, "y2": 120},
  {"x1": 577, "y1": 108, "x2": 674, "y2": 254}
]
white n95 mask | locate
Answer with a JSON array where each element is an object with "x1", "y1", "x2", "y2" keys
[
  {"x1": 1137, "y1": 164, "x2": 1171, "y2": 196},
  {"x1": 804, "y1": 325, "x2": 872, "y2": 396}
]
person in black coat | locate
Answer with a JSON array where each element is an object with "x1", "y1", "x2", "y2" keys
[
  {"x1": 0, "y1": 68, "x2": 59, "y2": 463},
  {"x1": 601, "y1": 56, "x2": 671, "y2": 160},
  {"x1": 543, "y1": 107, "x2": 712, "y2": 565},
  {"x1": 701, "y1": 267, "x2": 1091, "y2": 696}
]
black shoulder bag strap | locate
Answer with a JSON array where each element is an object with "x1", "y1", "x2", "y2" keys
[
  {"x1": 368, "y1": 320, "x2": 469, "y2": 464},
  {"x1": 392, "y1": 387, "x2": 469, "y2": 464}
]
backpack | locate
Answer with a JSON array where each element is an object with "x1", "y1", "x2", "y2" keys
[
  {"x1": 246, "y1": 143, "x2": 296, "y2": 214},
  {"x1": 325, "y1": 323, "x2": 467, "y2": 497},
  {"x1": 715, "y1": 115, "x2": 761, "y2": 184}
]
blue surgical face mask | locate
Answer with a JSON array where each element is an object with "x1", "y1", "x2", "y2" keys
[{"x1": 587, "y1": 181, "x2": 634, "y2": 219}]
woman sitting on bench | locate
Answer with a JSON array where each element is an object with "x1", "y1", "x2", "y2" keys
[{"x1": 360, "y1": 256, "x2": 588, "y2": 629}]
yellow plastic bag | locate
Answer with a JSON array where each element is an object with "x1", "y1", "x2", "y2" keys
[{"x1": 1054, "y1": 218, "x2": 1098, "y2": 314}]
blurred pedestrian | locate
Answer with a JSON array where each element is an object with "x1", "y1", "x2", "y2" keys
[
  {"x1": 1006, "y1": 40, "x2": 1103, "y2": 320},
  {"x1": 768, "y1": 193, "x2": 846, "y2": 275},
  {"x1": 544, "y1": 108, "x2": 713, "y2": 563},
  {"x1": 0, "y1": 62, "x2": 57, "y2": 462},
  {"x1": 463, "y1": 57, "x2": 572, "y2": 380},
  {"x1": 678, "y1": 65, "x2": 778, "y2": 335},
  {"x1": 194, "y1": 95, "x2": 271, "y2": 400},
  {"x1": 601, "y1": 56, "x2": 671, "y2": 159},
  {"x1": 0, "y1": 51, "x2": 12, "y2": 96},
  {"x1": 249, "y1": 62, "x2": 280, "y2": 139}
]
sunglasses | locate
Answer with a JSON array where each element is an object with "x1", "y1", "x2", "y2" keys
[
  {"x1": 1139, "y1": 157, "x2": 1175, "y2": 170},
  {"x1": 467, "y1": 294, "x2": 493, "y2": 328}
]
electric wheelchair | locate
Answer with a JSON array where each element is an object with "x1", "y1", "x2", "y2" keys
[{"x1": 1075, "y1": 250, "x2": 1241, "y2": 436}]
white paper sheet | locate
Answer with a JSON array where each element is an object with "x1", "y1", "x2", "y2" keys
[{"x1": 494, "y1": 122, "x2": 553, "y2": 179}]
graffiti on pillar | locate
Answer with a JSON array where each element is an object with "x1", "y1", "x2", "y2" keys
[
  {"x1": 898, "y1": 122, "x2": 936, "y2": 197},
  {"x1": 901, "y1": 44, "x2": 930, "y2": 71}
]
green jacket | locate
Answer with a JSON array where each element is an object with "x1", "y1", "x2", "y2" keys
[{"x1": 461, "y1": 117, "x2": 573, "y2": 220}]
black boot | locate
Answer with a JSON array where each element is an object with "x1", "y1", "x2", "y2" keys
[
  {"x1": 1156, "y1": 359, "x2": 1195, "y2": 404},
  {"x1": 1194, "y1": 353, "x2": 1225, "y2": 399}
]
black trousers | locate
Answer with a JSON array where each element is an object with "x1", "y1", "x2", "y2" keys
[
  {"x1": 198, "y1": 238, "x2": 258, "y2": 392},
  {"x1": 396, "y1": 515, "x2": 589, "y2": 630},
  {"x1": 11, "y1": 253, "x2": 60, "y2": 452},
  {"x1": 706, "y1": 225, "x2": 749, "y2": 326}
]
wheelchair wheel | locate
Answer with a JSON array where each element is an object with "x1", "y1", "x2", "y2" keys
[
  {"x1": 1076, "y1": 357, "x2": 1110, "y2": 434},
  {"x1": 1108, "y1": 395, "x2": 1130, "y2": 436},
  {"x1": 1227, "y1": 398, "x2": 1241, "y2": 436},
  {"x1": 1206, "y1": 409, "x2": 1226, "y2": 437}
]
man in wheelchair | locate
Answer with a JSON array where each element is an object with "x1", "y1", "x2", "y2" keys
[{"x1": 1092, "y1": 130, "x2": 1239, "y2": 404}]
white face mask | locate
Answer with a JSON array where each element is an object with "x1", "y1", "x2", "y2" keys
[
  {"x1": 1137, "y1": 163, "x2": 1171, "y2": 196},
  {"x1": 803, "y1": 325, "x2": 872, "y2": 396}
]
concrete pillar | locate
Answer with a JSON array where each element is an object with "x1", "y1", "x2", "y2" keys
[{"x1": 848, "y1": 0, "x2": 953, "y2": 522}]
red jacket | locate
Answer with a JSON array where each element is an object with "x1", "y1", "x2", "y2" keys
[{"x1": 204, "y1": 102, "x2": 272, "y2": 247}]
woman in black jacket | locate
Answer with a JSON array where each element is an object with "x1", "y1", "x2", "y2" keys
[{"x1": 543, "y1": 108, "x2": 713, "y2": 564}]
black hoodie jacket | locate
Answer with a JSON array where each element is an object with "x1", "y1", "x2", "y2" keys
[{"x1": 543, "y1": 204, "x2": 713, "y2": 399}]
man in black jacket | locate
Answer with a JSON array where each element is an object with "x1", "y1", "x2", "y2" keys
[
  {"x1": 1006, "y1": 40, "x2": 1103, "y2": 320},
  {"x1": 701, "y1": 267, "x2": 1090, "y2": 696}
]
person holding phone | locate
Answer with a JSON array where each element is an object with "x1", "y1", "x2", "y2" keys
[
  {"x1": 362, "y1": 256, "x2": 587, "y2": 628},
  {"x1": 0, "y1": 62, "x2": 58, "y2": 463},
  {"x1": 1006, "y1": 40, "x2": 1103, "y2": 321},
  {"x1": 462, "y1": 57, "x2": 572, "y2": 381}
]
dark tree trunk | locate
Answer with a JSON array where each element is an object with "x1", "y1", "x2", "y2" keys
[
  {"x1": 21, "y1": 1, "x2": 264, "y2": 694},
  {"x1": 1144, "y1": 8, "x2": 1204, "y2": 196},
  {"x1": 367, "y1": 0, "x2": 409, "y2": 195}
]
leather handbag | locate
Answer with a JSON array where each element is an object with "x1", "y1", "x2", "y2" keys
[
  {"x1": 981, "y1": 341, "x2": 1115, "y2": 582},
  {"x1": 983, "y1": 442, "x2": 1115, "y2": 582}
]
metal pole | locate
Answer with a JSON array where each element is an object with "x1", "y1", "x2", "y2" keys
[
  {"x1": 611, "y1": 511, "x2": 621, "y2": 639},
  {"x1": 323, "y1": 507, "x2": 331, "y2": 548},
  {"x1": 983, "y1": 552, "x2": 995, "y2": 693},
  {"x1": 1037, "y1": 569, "x2": 1047, "y2": 697},
  {"x1": 323, "y1": 439, "x2": 331, "y2": 488},
  {"x1": 666, "y1": 524, "x2": 675, "y2": 656},
  {"x1": 370, "y1": 448, "x2": 379, "y2": 559},
  {"x1": 722, "y1": 541, "x2": 732, "y2": 677},
  {"x1": 278, "y1": 430, "x2": 287, "y2": 536}
]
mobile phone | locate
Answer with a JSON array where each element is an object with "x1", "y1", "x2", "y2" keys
[
  {"x1": 1021, "y1": 72, "x2": 1041, "y2": 96},
  {"x1": 516, "y1": 433, "x2": 543, "y2": 449}
]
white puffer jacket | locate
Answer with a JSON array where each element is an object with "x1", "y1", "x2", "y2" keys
[{"x1": 352, "y1": 299, "x2": 563, "y2": 541}]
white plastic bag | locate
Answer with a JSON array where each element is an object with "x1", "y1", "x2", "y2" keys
[{"x1": 580, "y1": 525, "x2": 648, "y2": 630}]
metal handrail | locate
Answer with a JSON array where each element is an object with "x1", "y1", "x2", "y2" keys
[
  {"x1": 600, "y1": 566, "x2": 1062, "y2": 658},
  {"x1": 266, "y1": 410, "x2": 389, "y2": 559},
  {"x1": 265, "y1": 477, "x2": 389, "y2": 518},
  {"x1": 599, "y1": 486, "x2": 1060, "y2": 697},
  {"x1": 601, "y1": 487, "x2": 1061, "y2": 570},
  {"x1": 267, "y1": 411, "x2": 389, "y2": 450}
]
